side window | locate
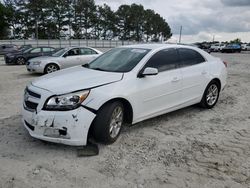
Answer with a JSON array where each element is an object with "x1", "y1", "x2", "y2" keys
[
  {"x1": 30, "y1": 48, "x2": 41, "y2": 53},
  {"x1": 145, "y1": 48, "x2": 179, "y2": 72},
  {"x1": 178, "y1": 48, "x2": 205, "y2": 67},
  {"x1": 80, "y1": 48, "x2": 97, "y2": 55},
  {"x1": 43, "y1": 47, "x2": 54, "y2": 52},
  {"x1": 67, "y1": 48, "x2": 80, "y2": 56}
]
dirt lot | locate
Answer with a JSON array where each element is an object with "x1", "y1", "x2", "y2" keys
[{"x1": 0, "y1": 52, "x2": 250, "y2": 188}]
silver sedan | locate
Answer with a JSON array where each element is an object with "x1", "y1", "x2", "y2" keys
[{"x1": 26, "y1": 47, "x2": 103, "y2": 74}]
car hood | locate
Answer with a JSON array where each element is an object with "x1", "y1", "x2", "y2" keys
[
  {"x1": 29, "y1": 56, "x2": 58, "y2": 62},
  {"x1": 31, "y1": 66, "x2": 123, "y2": 94}
]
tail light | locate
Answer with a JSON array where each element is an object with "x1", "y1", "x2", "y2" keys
[{"x1": 223, "y1": 61, "x2": 228, "y2": 68}]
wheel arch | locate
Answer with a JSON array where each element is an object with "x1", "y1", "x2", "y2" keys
[
  {"x1": 44, "y1": 62, "x2": 60, "y2": 73},
  {"x1": 97, "y1": 97, "x2": 134, "y2": 124},
  {"x1": 211, "y1": 78, "x2": 221, "y2": 91}
]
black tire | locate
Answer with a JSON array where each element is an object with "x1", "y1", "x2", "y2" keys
[
  {"x1": 16, "y1": 57, "x2": 26, "y2": 65},
  {"x1": 200, "y1": 80, "x2": 220, "y2": 109},
  {"x1": 44, "y1": 63, "x2": 59, "y2": 74},
  {"x1": 91, "y1": 101, "x2": 124, "y2": 144}
]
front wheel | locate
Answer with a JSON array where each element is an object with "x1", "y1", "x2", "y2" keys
[
  {"x1": 44, "y1": 64, "x2": 59, "y2": 74},
  {"x1": 91, "y1": 101, "x2": 124, "y2": 144},
  {"x1": 16, "y1": 57, "x2": 26, "y2": 65},
  {"x1": 200, "y1": 81, "x2": 220, "y2": 109}
]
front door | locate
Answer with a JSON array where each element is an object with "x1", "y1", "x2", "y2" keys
[{"x1": 133, "y1": 48, "x2": 183, "y2": 121}]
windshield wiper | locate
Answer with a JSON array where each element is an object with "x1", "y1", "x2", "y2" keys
[{"x1": 91, "y1": 67, "x2": 107, "y2": 71}]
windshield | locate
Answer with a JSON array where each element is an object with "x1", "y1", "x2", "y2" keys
[
  {"x1": 87, "y1": 48, "x2": 150, "y2": 72},
  {"x1": 52, "y1": 48, "x2": 68, "y2": 57}
]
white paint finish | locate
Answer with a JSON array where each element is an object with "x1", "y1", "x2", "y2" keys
[{"x1": 22, "y1": 44, "x2": 227, "y2": 146}]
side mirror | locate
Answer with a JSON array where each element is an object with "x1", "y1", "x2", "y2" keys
[{"x1": 138, "y1": 67, "x2": 158, "y2": 78}]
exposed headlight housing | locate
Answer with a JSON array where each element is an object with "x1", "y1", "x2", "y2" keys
[{"x1": 43, "y1": 90, "x2": 90, "y2": 111}]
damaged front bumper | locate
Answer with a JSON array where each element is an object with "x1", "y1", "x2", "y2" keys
[{"x1": 22, "y1": 105, "x2": 96, "y2": 146}]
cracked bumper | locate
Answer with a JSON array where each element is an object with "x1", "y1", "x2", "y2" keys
[{"x1": 21, "y1": 105, "x2": 96, "y2": 146}]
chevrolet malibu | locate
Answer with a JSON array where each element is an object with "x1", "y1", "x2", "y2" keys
[
  {"x1": 22, "y1": 44, "x2": 227, "y2": 146},
  {"x1": 26, "y1": 46, "x2": 102, "y2": 74}
]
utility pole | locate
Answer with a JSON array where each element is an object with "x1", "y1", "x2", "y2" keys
[
  {"x1": 179, "y1": 25, "x2": 182, "y2": 44},
  {"x1": 212, "y1": 35, "x2": 215, "y2": 42},
  {"x1": 35, "y1": 19, "x2": 38, "y2": 47}
]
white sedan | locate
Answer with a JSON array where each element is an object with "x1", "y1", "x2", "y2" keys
[
  {"x1": 26, "y1": 47, "x2": 102, "y2": 74},
  {"x1": 22, "y1": 44, "x2": 227, "y2": 146}
]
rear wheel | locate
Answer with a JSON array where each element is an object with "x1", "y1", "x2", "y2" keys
[
  {"x1": 44, "y1": 64, "x2": 59, "y2": 74},
  {"x1": 91, "y1": 101, "x2": 124, "y2": 144},
  {"x1": 200, "y1": 81, "x2": 220, "y2": 109},
  {"x1": 16, "y1": 57, "x2": 26, "y2": 65}
]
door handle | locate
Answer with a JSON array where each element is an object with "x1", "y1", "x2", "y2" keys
[{"x1": 171, "y1": 77, "x2": 180, "y2": 82}]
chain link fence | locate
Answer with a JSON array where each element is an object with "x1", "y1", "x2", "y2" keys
[{"x1": 0, "y1": 39, "x2": 144, "y2": 49}]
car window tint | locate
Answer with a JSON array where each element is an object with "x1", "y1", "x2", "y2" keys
[
  {"x1": 43, "y1": 47, "x2": 54, "y2": 52},
  {"x1": 145, "y1": 48, "x2": 179, "y2": 72},
  {"x1": 30, "y1": 48, "x2": 41, "y2": 53},
  {"x1": 178, "y1": 48, "x2": 205, "y2": 67},
  {"x1": 80, "y1": 48, "x2": 97, "y2": 55},
  {"x1": 67, "y1": 48, "x2": 80, "y2": 56}
]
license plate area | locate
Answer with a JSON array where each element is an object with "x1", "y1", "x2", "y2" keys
[
  {"x1": 43, "y1": 128, "x2": 60, "y2": 138},
  {"x1": 43, "y1": 127, "x2": 70, "y2": 139}
]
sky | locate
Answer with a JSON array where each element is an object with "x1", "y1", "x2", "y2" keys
[{"x1": 96, "y1": 0, "x2": 250, "y2": 43}]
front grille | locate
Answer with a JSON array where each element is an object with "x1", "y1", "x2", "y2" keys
[
  {"x1": 24, "y1": 88, "x2": 41, "y2": 112},
  {"x1": 25, "y1": 120, "x2": 34, "y2": 131},
  {"x1": 26, "y1": 88, "x2": 41, "y2": 98},
  {"x1": 25, "y1": 101, "x2": 38, "y2": 110}
]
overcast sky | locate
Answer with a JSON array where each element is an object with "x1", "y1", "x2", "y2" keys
[{"x1": 96, "y1": 0, "x2": 250, "y2": 43}]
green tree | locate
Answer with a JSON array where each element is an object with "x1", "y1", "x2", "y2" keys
[
  {"x1": 230, "y1": 38, "x2": 241, "y2": 44},
  {"x1": 116, "y1": 5, "x2": 133, "y2": 40},
  {"x1": 0, "y1": 2, "x2": 10, "y2": 39},
  {"x1": 93, "y1": 4, "x2": 117, "y2": 39},
  {"x1": 72, "y1": 0, "x2": 97, "y2": 39}
]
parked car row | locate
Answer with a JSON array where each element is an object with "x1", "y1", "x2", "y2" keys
[
  {"x1": 210, "y1": 43, "x2": 242, "y2": 53},
  {"x1": 21, "y1": 44, "x2": 227, "y2": 146},
  {"x1": 3, "y1": 45, "x2": 103, "y2": 74},
  {"x1": 5, "y1": 46, "x2": 56, "y2": 65}
]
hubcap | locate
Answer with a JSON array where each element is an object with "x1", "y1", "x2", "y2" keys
[
  {"x1": 109, "y1": 106, "x2": 123, "y2": 139},
  {"x1": 206, "y1": 84, "x2": 219, "y2": 106},
  {"x1": 47, "y1": 65, "x2": 58, "y2": 73},
  {"x1": 17, "y1": 58, "x2": 25, "y2": 65}
]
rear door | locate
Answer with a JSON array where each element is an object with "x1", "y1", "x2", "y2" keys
[
  {"x1": 79, "y1": 48, "x2": 99, "y2": 65},
  {"x1": 134, "y1": 48, "x2": 183, "y2": 120},
  {"x1": 177, "y1": 48, "x2": 208, "y2": 104},
  {"x1": 26, "y1": 47, "x2": 43, "y2": 60}
]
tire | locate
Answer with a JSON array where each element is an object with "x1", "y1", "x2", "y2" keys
[
  {"x1": 200, "y1": 81, "x2": 220, "y2": 109},
  {"x1": 91, "y1": 101, "x2": 124, "y2": 144},
  {"x1": 44, "y1": 63, "x2": 59, "y2": 74},
  {"x1": 16, "y1": 57, "x2": 26, "y2": 65}
]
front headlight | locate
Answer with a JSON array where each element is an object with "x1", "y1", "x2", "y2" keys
[
  {"x1": 43, "y1": 90, "x2": 90, "y2": 111},
  {"x1": 32, "y1": 61, "x2": 41, "y2": 65}
]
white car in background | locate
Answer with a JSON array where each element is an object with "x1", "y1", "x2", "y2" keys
[
  {"x1": 210, "y1": 43, "x2": 226, "y2": 52},
  {"x1": 26, "y1": 47, "x2": 102, "y2": 74},
  {"x1": 242, "y1": 43, "x2": 250, "y2": 51},
  {"x1": 22, "y1": 44, "x2": 227, "y2": 146}
]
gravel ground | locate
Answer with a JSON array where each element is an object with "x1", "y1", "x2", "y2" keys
[{"x1": 0, "y1": 52, "x2": 250, "y2": 188}]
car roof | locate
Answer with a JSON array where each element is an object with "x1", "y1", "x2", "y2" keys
[{"x1": 120, "y1": 43, "x2": 202, "y2": 51}]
